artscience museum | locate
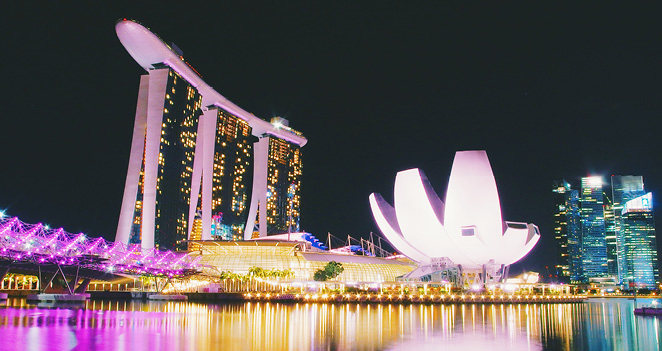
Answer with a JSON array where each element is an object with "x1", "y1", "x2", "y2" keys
[{"x1": 369, "y1": 150, "x2": 540, "y2": 286}]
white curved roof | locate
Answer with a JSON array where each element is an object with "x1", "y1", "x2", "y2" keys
[
  {"x1": 369, "y1": 150, "x2": 540, "y2": 269},
  {"x1": 115, "y1": 19, "x2": 307, "y2": 147}
]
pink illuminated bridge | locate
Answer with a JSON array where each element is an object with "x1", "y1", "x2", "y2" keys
[{"x1": 0, "y1": 215, "x2": 201, "y2": 278}]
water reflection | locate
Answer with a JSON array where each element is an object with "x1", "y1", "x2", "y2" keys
[{"x1": 0, "y1": 298, "x2": 659, "y2": 350}]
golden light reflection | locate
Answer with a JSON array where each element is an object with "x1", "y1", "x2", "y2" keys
[{"x1": 0, "y1": 299, "x2": 660, "y2": 350}]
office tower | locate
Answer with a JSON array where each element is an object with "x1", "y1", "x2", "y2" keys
[
  {"x1": 115, "y1": 20, "x2": 307, "y2": 250},
  {"x1": 610, "y1": 175, "x2": 646, "y2": 284},
  {"x1": 553, "y1": 180, "x2": 582, "y2": 283},
  {"x1": 566, "y1": 189, "x2": 582, "y2": 283},
  {"x1": 554, "y1": 178, "x2": 585, "y2": 283},
  {"x1": 579, "y1": 176, "x2": 608, "y2": 280},
  {"x1": 116, "y1": 67, "x2": 202, "y2": 251},
  {"x1": 604, "y1": 196, "x2": 618, "y2": 277},
  {"x1": 620, "y1": 193, "x2": 659, "y2": 289},
  {"x1": 552, "y1": 180, "x2": 572, "y2": 282}
]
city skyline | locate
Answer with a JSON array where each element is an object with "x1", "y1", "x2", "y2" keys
[
  {"x1": 554, "y1": 175, "x2": 659, "y2": 288},
  {"x1": 4, "y1": 3, "x2": 662, "y2": 273}
]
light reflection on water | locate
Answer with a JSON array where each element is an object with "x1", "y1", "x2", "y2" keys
[{"x1": 0, "y1": 298, "x2": 659, "y2": 350}]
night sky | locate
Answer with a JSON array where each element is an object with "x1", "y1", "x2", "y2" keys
[{"x1": 4, "y1": 3, "x2": 662, "y2": 277}]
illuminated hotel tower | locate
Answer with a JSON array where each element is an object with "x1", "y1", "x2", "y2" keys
[
  {"x1": 117, "y1": 66, "x2": 202, "y2": 251},
  {"x1": 115, "y1": 20, "x2": 307, "y2": 250},
  {"x1": 188, "y1": 107, "x2": 254, "y2": 243},
  {"x1": 244, "y1": 117, "x2": 303, "y2": 237}
]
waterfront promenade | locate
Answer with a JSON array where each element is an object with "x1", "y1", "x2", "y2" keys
[
  {"x1": 1, "y1": 289, "x2": 587, "y2": 304},
  {"x1": 0, "y1": 297, "x2": 659, "y2": 350}
]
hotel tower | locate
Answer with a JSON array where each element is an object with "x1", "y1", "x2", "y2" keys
[{"x1": 114, "y1": 20, "x2": 307, "y2": 250}]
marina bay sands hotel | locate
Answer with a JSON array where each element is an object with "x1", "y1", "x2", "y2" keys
[{"x1": 114, "y1": 19, "x2": 307, "y2": 251}]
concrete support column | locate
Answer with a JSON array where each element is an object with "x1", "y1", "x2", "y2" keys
[
  {"x1": 200, "y1": 109, "x2": 218, "y2": 240},
  {"x1": 141, "y1": 69, "x2": 171, "y2": 250},
  {"x1": 244, "y1": 137, "x2": 270, "y2": 239},
  {"x1": 116, "y1": 74, "x2": 150, "y2": 245}
]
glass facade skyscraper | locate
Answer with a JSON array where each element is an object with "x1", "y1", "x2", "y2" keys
[
  {"x1": 620, "y1": 193, "x2": 658, "y2": 288},
  {"x1": 553, "y1": 180, "x2": 573, "y2": 282},
  {"x1": 552, "y1": 179, "x2": 583, "y2": 284},
  {"x1": 611, "y1": 175, "x2": 646, "y2": 285},
  {"x1": 552, "y1": 179, "x2": 583, "y2": 283},
  {"x1": 603, "y1": 197, "x2": 618, "y2": 277},
  {"x1": 579, "y1": 176, "x2": 608, "y2": 281},
  {"x1": 566, "y1": 189, "x2": 582, "y2": 283}
]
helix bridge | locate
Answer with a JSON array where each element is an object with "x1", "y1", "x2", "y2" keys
[{"x1": 0, "y1": 215, "x2": 201, "y2": 290}]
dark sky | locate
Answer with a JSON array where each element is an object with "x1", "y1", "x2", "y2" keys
[{"x1": 4, "y1": 2, "x2": 662, "y2": 277}]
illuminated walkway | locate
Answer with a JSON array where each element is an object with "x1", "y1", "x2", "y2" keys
[{"x1": 0, "y1": 215, "x2": 200, "y2": 294}]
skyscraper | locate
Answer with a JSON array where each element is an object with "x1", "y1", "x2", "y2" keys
[
  {"x1": 603, "y1": 196, "x2": 618, "y2": 277},
  {"x1": 267, "y1": 121, "x2": 303, "y2": 234},
  {"x1": 579, "y1": 176, "x2": 608, "y2": 281},
  {"x1": 115, "y1": 20, "x2": 307, "y2": 250},
  {"x1": 611, "y1": 175, "x2": 646, "y2": 284},
  {"x1": 244, "y1": 118, "x2": 303, "y2": 237},
  {"x1": 553, "y1": 180, "x2": 582, "y2": 283},
  {"x1": 116, "y1": 67, "x2": 202, "y2": 251},
  {"x1": 188, "y1": 107, "x2": 254, "y2": 244},
  {"x1": 620, "y1": 193, "x2": 659, "y2": 289},
  {"x1": 566, "y1": 189, "x2": 582, "y2": 283},
  {"x1": 553, "y1": 180, "x2": 571, "y2": 281}
]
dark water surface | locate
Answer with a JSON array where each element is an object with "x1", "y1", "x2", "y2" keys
[{"x1": 0, "y1": 298, "x2": 659, "y2": 350}]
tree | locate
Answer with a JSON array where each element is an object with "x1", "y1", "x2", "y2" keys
[
  {"x1": 248, "y1": 266, "x2": 264, "y2": 278},
  {"x1": 313, "y1": 270, "x2": 327, "y2": 281},
  {"x1": 313, "y1": 261, "x2": 344, "y2": 281}
]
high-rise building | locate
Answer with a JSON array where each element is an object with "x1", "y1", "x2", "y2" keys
[
  {"x1": 611, "y1": 175, "x2": 646, "y2": 284},
  {"x1": 244, "y1": 118, "x2": 303, "y2": 237},
  {"x1": 115, "y1": 20, "x2": 307, "y2": 250},
  {"x1": 187, "y1": 107, "x2": 254, "y2": 243},
  {"x1": 552, "y1": 180, "x2": 572, "y2": 281},
  {"x1": 566, "y1": 189, "x2": 582, "y2": 283},
  {"x1": 620, "y1": 193, "x2": 659, "y2": 289},
  {"x1": 579, "y1": 176, "x2": 608, "y2": 281},
  {"x1": 266, "y1": 126, "x2": 303, "y2": 234},
  {"x1": 552, "y1": 180, "x2": 582, "y2": 283},
  {"x1": 116, "y1": 67, "x2": 202, "y2": 251},
  {"x1": 603, "y1": 196, "x2": 618, "y2": 277}
]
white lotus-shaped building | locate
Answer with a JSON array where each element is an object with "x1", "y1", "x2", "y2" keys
[{"x1": 369, "y1": 150, "x2": 540, "y2": 274}]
